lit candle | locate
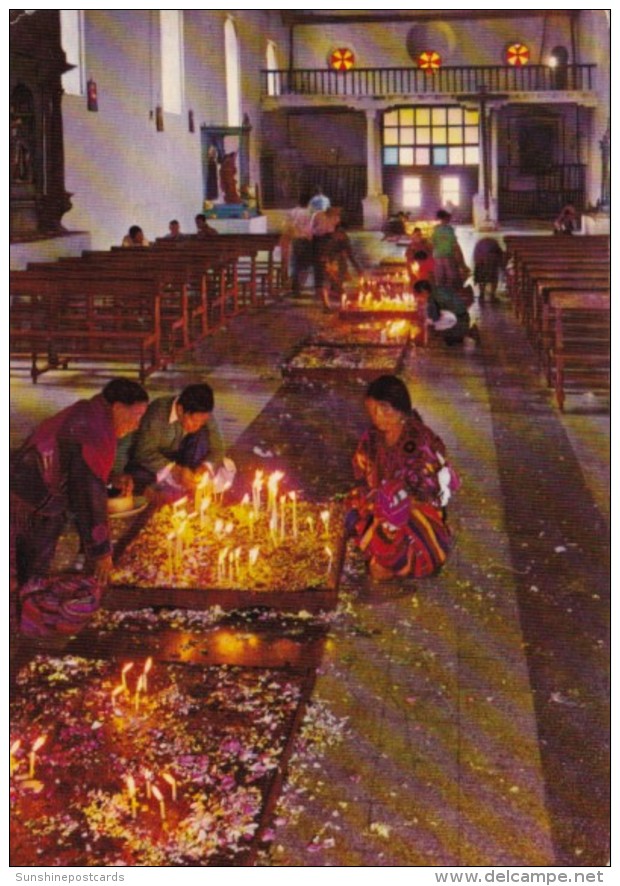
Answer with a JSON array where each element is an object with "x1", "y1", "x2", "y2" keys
[
  {"x1": 252, "y1": 470, "x2": 264, "y2": 515},
  {"x1": 269, "y1": 507, "x2": 278, "y2": 545},
  {"x1": 280, "y1": 494, "x2": 287, "y2": 540},
  {"x1": 162, "y1": 772, "x2": 177, "y2": 802},
  {"x1": 134, "y1": 674, "x2": 145, "y2": 713},
  {"x1": 111, "y1": 685, "x2": 124, "y2": 712},
  {"x1": 320, "y1": 509, "x2": 330, "y2": 538},
  {"x1": 151, "y1": 784, "x2": 166, "y2": 821},
  {"x1": 325, "y1": 545, "x2": 333, "y2": 577},
  {"x1": 218, "y1": 547, "x2": 229, "y2": 583},
  {"x1": 172, "y1": 496, "x2": 188, "y2": 521},
  {"x1": 126, "y1": 774, "x2": 138, "y2": 819},
  {"x1": 267, "y1": 470, "x2": 285, "y2": 514},
  {"x1": 10, "y1": 740, "x2": 21, "y2": 777},
  {"x1": 290, "y1": 491, "x2": 298, "y2": 539},
  {"x1": 28, "y1": 735, "x2": 47, "y2": 779},
  {"x1": 142, "y1": 657, "x2": 153, "y2": 694},
  {"x1": 248, "y1": 546, "x2": 260, "y2": 575},
  {"x1": 121, "y1": 662, "x2": 134, "y2": 691}
]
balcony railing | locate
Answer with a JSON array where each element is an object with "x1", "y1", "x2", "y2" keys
[{"x1": 262, "y1": 65, "x2": 595, "y2": 98}]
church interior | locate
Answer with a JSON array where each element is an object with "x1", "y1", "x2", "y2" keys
[{"x1": 9, "y1": 9, "x2": 609, "y2": 869}]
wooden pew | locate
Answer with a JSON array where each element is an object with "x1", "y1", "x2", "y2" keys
[
  {"x1": 10, "y1": 271, "x2": 162, "y2": 383},
  {"x1": 544, "y1": 290, "x2": 610, "y2": 411}
]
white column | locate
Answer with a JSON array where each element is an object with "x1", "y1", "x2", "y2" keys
[{"x1": 362, "y1": 109, "x2": 388, "y2": 229}]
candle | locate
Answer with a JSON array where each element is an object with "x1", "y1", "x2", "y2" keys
[
  {"x1": 280, "y1": 494, "x2": 287, "y2": 540},
  {"x1": 267, "y1": 470, "x2": 284, "y2": 514},
  {"x1": 252, "y1": 470, "x2": 264, "y2": 515},
  {"x1": 172, "y1": 496, "x2": 188, "y2": 521},
  {"x1": 144, "y1": 770, "x2": 153, "y2": 799},
  {"x1": 325, "y1": 544, "x2": 333, "y2": 577},
  {"x1": 28, "y1": 735, "x2": 47, "y2": 779},
  {"x1": 269, "y1": 507, "x2": 278, "y2": 545},
  {"x1": 10, "y1": 740, "x2": 21, "y2": 777},
  {"x1": 162, "y1": 772, "x2": 177, "y2": 802},
  {"x1": 142, "y1": 657, "x2": 153, "y2": 694},
  {"x1": 121, "y1": 662, "x2": 134, "y2": 691},
  {"x1": 111, "y1": 685, "x2": 124, "y2": 712},
  {"x1": 233, "y1": 547, "x2": 242, "y2": 581},
  {"x1": 151, "y1": 784, "x2": 166, "y2": 821},
  {"x1": 126, "y1": 774, "x2": 138, "y2": 819},
  {"x1": 290, "y1": 491, "x2": 298, "y2": 539},
  {"x1": 134, "y1": 674, "x2": 145, "y2": 712},
  {"x1": 218, "y1": 547, "x2": 229, "y2": 583},
  {"x1": 320, "y1": 509, "x2": 331, "y2": 538},
  {"x1": 248, "y1": 546, "x2": 260, "y2": 575}
]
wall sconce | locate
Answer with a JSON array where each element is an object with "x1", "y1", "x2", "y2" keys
[
  {"x1": 155, "y1": 105, "x2": 164, "y2": 132},
  {"x1": 188, "y1": 109, "x2": 195, "y2": 133},
  {"x1": 87, "y1": 79, "x2": 98, "y2": 112}
]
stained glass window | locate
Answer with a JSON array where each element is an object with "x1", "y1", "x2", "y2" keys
[{"x1": 382, "y1": 106, "x2": 479, "y2": 167}]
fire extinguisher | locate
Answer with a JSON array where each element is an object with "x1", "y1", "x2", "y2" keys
[{"x1": 87, "y1": 79, "x2": 98, "y2": 112}]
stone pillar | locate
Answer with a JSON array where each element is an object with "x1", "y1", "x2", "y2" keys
[
  {"x1": 361, "y1": 109, "x2": 388, "y2": 230},
  {"x1": 473, "y1": 100, "x2": 499, "y2": 231}
]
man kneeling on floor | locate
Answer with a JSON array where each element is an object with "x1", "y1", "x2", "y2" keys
[
  {"x1": 122, "y1": 383, "x2": 235, "y2": 500},
  {"x1": 414, "y1": 279, "x2": 479, "y2": 346}
]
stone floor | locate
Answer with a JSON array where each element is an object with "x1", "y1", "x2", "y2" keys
[{"x1": 9, "y1": 286, "x2": 610, "y2": 867}]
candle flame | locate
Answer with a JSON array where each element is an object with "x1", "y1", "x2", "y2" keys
[
  {"x1": 151, "y1": 785, "x2": 163, "y2": 802},
  {"x1": 241, "y1": 493, "x2": 250, "y2": 506},
  {"x1": 10, "y1": 740, "x2": 21, "y2": 755},
  {"x1": 126, "y1": 774, "x2": 136, "y2": 796},
  {"x1": 32, "y1": 735, "x2": 47, "y2": 753},
  {"x1": 143, "y1": 657, "x2": 153, "y2": 675},
  {"x1": 249, "y1": 546, "x2": 260, "y2": 566},
  {"x1": 122, "y1": 663, "x2": 134, "y2": 676},
  {"x1": 112, "y1": 685, "x2": 124, "y2": 699}
]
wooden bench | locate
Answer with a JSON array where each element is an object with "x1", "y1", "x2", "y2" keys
[
  {"x1": 10, "y1": 272, "x2": 162, "y2": 383},
  {"x1": 543, "y1": 290, "x2": 610, "y2": 411}
]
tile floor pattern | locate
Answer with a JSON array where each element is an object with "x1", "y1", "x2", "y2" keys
[{"x1": 9, "y1": 291, "x2": 609, "y2": 866}]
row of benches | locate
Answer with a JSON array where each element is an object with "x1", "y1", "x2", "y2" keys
[
  {"x1": 504, "y1": 235, "x2": 610, "y2": 411},
  {"x1": 10, "y1": 234, "x2": 284, "y2": 383}
]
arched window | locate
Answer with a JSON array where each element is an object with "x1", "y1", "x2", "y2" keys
[
  {"x1": 225, "y1": 17, "x2": 241, "y2": 126},
  {"x1": 266, "y1": 41, "x2": 280, "y2": 96},
  {"x1": 161, "y1": 10, "x2": 184, "y2": 114},
  {"x1": 60, "y1": 10, "x2": 85, "y2": 96}
]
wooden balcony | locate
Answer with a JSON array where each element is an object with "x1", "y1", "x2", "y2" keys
[{"x1": 261, "y1": 65, "x2": 596, "y2": 99}]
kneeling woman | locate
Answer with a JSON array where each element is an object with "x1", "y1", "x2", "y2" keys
[{"x1": 347, "y1": 375, "x2": 460, "y2": 581}]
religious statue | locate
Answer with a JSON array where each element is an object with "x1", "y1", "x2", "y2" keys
[
  {"x1": 219, "y1": 151, "x2": 241, "y2": 204},
  {"x1": 11, "y1": 117, "x2": 34, "y2": 184}
]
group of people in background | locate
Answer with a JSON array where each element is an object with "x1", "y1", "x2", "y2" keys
[
  {"x1": 282, "y1": 186, "x2": 362, "y2": 312},
  {"x1": 122, "y1": 214, "x2": 219, "y2": 247}
]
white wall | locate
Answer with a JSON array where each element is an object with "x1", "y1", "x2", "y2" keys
[{"x1": 61, "y1": 9, "x2": 287, "y2": 249}]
